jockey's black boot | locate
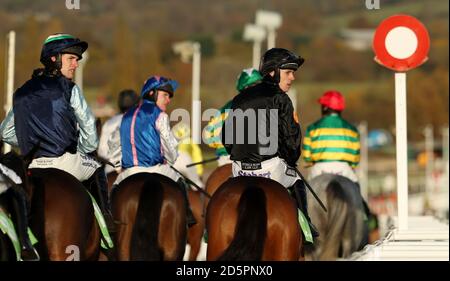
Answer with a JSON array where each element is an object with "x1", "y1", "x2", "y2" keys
[
  {"x1": 8, "y1": 186, "x2": 40, "y2": 261},
  {"x1": 85, "y1": 168, "x2": 115, "y2": 232},
  {"x1": 176, "y1": 178, "x2": 197, "y2": 228},
  {"x1": 291, "y1": 180, "x2": 319, "y2": 239}
]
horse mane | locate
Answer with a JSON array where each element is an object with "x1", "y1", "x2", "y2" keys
[
  {"x1": 130, "y1": 176, "x2": 164, "y2": 260},
  {"x1": 218, "y1": 185, "x2": 267, "y2": 261}
]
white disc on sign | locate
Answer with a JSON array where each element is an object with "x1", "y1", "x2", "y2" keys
[{"x1": 385, "y1": 26, "x2": 418, "y2": 59}]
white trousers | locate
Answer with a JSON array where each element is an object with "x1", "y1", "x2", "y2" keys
[
  {"x1": 28, "y1": 152, "x2": 101, "y2": 182},
  {"x1": 232, "y1": 156, "x2": 300, "y2": 188},
  {"x1": 113, "y1": 164, "x2": 181, "y2": 186},
  {"x1": 173, "y1": 152, "x2": 204, "y2": 189},
  {"x1": 217, "y1": 155, "x2": 233, "y2": 167},
  {"x1": 308, "y1": 162, "x2": 358, "y2": 183}
]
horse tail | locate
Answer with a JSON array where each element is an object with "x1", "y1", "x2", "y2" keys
[
  {"x1": 130, "y1": 177, "x2": 163, "y2": 260},
  {"x1": 320, "y1": 180, "x2": 354, "y2": 260},
  {"x1": 218, "y1": 185, "x2": 267, "y2": 261},
  {"x1": 29, "y1": 175, "x2": 49, "y2": 260}
]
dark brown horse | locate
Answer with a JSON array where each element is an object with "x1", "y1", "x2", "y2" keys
[
  {"x1": 305, "y1": 174, "x2": 368, "y2": 261},
  {"x1": 206, "y1": 176, "x2": 302, "y2": 261},
  {"x1": 0, "y1": 152, "x2": 102, "y2": 261},
  {"x1": 107, "y1": 170, "x2": 119, "y2": 195},
  {"x1": 180, "y1": 163, "x2": 231, "y2": 261},
  {"x1": 204, "y1": 164, "x2": 232, "y2": 204},
  {"x1": 111, "y1": 172, "x2": 187, "y2": 261}
]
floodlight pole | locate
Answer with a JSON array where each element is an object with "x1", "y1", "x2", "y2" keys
[
  {"x1": 267, "y1": 28, "x2": 276, "y2": 49},
  {"x1": 243, "y1": 24, "x2": 266, "y2": 69},
  {"x1": 252, "y1": 40, "x2": 262, "y2": 69},
  {"x1": 255, "y1": 10, "x2": 282, "y2": 50},
  {"x1": 191, "y1": 42, "x2": 201, "y2": 144},
  {"x1": 3, "y1": 31, "x2": 16, "y2": 153},
  {"x1": 172, "y1": 41, "x2": 202, "y2": 144}
]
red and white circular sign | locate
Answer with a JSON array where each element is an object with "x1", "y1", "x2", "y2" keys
[{"x1": 373, "y1": 14, "x2": 430, "y2": 72}]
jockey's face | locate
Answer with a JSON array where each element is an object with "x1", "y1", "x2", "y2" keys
[
  {"x1": 156, "y1": 90, "x2": 171, "y2": 112},
  {"x1": 54, "y1": 53, "x2": 79, "y2": 80},
  {"x1": 278, "y1": 69, "x2": 296, "y2": 92}
]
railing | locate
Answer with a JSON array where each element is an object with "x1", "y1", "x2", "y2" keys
[{"x1": 346, "y1": 216, "x2": 449, "y2": 261}]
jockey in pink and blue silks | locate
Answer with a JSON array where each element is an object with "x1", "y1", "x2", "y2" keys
[{"x1": 114, "y1": 75, "x2": 197, "y2": 227}]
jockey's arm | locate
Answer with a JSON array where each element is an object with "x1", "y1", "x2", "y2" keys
[
  {"x1": 97, "y1": 119, "x2": 110, "y2": 159},
  {"x1": 70, "y1": 85, "x2": 99, "y2": 154},
  {"x1": 156, "y1": 112, "x2": 178, "y2": 165},
  {"x1": 0, "y1": 109, "x2": 19, "y2": 147},
  {"x1": 277, "y1": 94, "x2": 301, "y2": 167}
]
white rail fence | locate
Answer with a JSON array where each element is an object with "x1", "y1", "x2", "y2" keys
[{"x1": 347, "y1": 216, "x2": 449, "y2": 261}]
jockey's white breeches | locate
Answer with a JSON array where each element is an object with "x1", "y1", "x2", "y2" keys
[
  {"x1": 173, "y1": 152, "x2": 204, "y2": 189},
  {"x1": 113, "y1": 164, "x2": 181, "y2": 186},
  {"x1": 28, "y1": 152, "x2": 101, "y2": 182},
  {"x1": 232, "y1": 156, "x2": 300, "y2": 188},
  {"x1": 217, "y1": 155, "x2": 232, "y2": 167},
  {"x1": 308, "y1": 161, "x2": 358, "y2": 183}
]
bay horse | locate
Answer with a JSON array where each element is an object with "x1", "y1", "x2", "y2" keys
[
  {"x1": 179, "y1": 163, "x2": 231, "y2": 261},
  {"x1": 111, "y1": 172, "x2": 187, "y2": 261},
  {"x1": 206, "y1": 176, "x2": 302, "y2": 261},
  {"x1": 186, "y1": 189, "x2": 205, "y2": 261},
  {"x1": 0, "y1": 151, "x2": 102, "y2": 261},
  {"x1": 204, "y1": 164, "x2": 232, "y2": 204},
  {"x1": 107, "y1": 170, "x2": 119, "y2": 195},
  {"x1": 305, "y1": 174, "x2": 368, "y2": 261}
]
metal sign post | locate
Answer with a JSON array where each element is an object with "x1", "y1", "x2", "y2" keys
[
  {"x1": 394, "y1": 72, "x2": 408, "y2": 230},
  {"x1": 373, "y1": 14, "x2": 430, "y2": 231}
]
